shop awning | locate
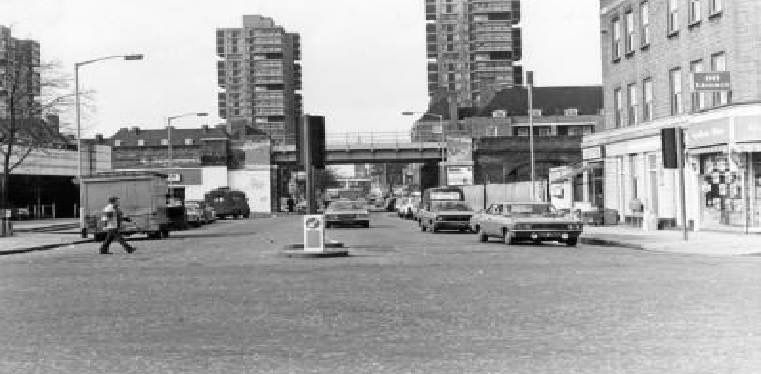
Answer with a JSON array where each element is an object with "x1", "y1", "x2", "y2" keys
[{"x1": 687, "y1": 144, "x2": 728, "y2": 155}]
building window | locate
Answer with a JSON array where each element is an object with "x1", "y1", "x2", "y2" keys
[
  {"x1": 627, "y1": 83, "x2": 638, "y2": 126},
  {"x1": 643, "y1": 78, "x2": 653, "y2": 122},
  {"x1": 625, "y1": 10, "x2": 635, "y2": 54},
  {"x1": 137, "y1": 139, "x2": 145, "y2": 147},
  {"x1": 709, "y1": 0, "x2": 723, "y2": 15},
  {"x1": 611, "y1": 17, "x2": 622, "y2": 60},
  {"x1": 614, "y1": 87, "x2": 623, "y2": 128},
  {"x1": 564, "y1": 108, "x2": 579, "y2": 116},
  {"x1": 689, "y1": 0, "x2": 702, "y2": 24},
  {"x1": 530, "y1": 109, "x2": 542, "y2": 117},
  {"x1": 536, "y1": 127, "x2": 551, "y2": 137},
  {"x1": 161, "y1": 139, "x2": 168, "y2": 146},
  {"x1": 184, "y1": 139, "x2": 194, "y2": 146},
  {"x1": 516, "y1": 127, "x2": 529, "y2": 137},
  {"x1": 690, "y1": 59, "x2": 707, "y2": 111},
  {"x1": 640, "y1": 1, "x2": 650, "y2": 47},
  {"x1": 669, "y1": 67, "x2": 683, "y2": 115},
  {"x1": 113, "y1": 140, "x2": 121, "y2": 147},
  {"x1": 668, "y1": 0, "x2": 679, "y2": 35},
  {"x1": 710, "y1": 52, "x2": 729, "y2": 106},
  {"x1": 629, "y1": 154, "x2": 639, "y2": 200}
]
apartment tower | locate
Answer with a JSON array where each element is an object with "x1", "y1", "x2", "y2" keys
[
  {"x1": 216, "y1": 15, "x2": 302, "y2": 145},
  {"x1": 425, "y1": 0, "x2": 522, "y2": 109},
  {"x1": 0, "y1": 25, "x2": 41, "y2": 119}
]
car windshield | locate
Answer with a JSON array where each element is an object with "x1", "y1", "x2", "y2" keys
[
  {"x1": 432, "y1": 201, "x2": 471, "y2": 211},
  {"x1": 329, "y1": 201, "x2": 365, "y2": 210},
  {"x1": 504, "y1": 204, "x2": 556, "y2": 217}
]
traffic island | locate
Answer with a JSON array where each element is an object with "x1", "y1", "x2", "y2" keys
[{"x1": 280, "y1": 242, "x2": 350, "y2": 258}]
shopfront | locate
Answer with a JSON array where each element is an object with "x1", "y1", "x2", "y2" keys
[{"x1": 686, "y1": 111, "x2": 761, "y2": 232}]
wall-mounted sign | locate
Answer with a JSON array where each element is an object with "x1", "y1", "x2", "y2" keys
[
  {"x1": 693, "y1": 72, "x2": 731, "y2": 92},
  {"x1": 685, "y1": 118, "x2": 730, "y2": 148},
  {"x1": 582, "y1": 146, "x2": 604, "y2": 160}
]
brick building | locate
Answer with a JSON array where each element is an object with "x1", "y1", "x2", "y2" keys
[
  {"x1": 110, "y1": 124, "x2": 276, "y2": 212},
  {"x1": 413, "y1": 86, "x2": 603, "y2": 141},
  {"x1": 583, "y1": 0, "x2": 761, "y2": 231}
]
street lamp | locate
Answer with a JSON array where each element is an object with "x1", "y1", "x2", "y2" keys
[
  {"x1": 75, "y1": 53, "x2": 143, "y2": 236},
  {"x1": 166, "y1": 112, "x2": 208, "y2": 168},
  {"x1": 402, "y1": 111, "x2": 446, "y2": 186}
]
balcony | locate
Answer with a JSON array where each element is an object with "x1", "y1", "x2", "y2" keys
[{"x1": 472, "y1": 42, "x2": 513, "y2": 52}]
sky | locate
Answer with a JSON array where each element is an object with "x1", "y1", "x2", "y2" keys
[{"x1": 0, "y1": 0, "x2": 602, "y2": 137}]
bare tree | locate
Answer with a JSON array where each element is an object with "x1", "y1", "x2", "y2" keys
[{"x1": 0, "y1": 52, "x2": 89, "y2": 215}]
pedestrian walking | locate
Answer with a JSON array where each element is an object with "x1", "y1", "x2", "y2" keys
[
  {"x1": 99, "y1": 196, "x2": 136, "y2": 254},
  {"x1": 287, "y1": 196, "x2": 295, "y2": 213}
]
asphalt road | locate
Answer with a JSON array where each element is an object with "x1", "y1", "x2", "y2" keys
[{"x1": 1, "y1": 213, "x2": 761, "y2": 373}]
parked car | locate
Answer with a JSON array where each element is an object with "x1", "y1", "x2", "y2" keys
[
  {"x1": 469, "y1": 208, "x2": 489, "y2": 232},
  {"x1": 324, "y1": 200, "x2": 370, "y2": 228},
  {"x1": 205, "y1": 187, "x2": 250, "y2": 219},
  {"x1": 397, "y1": 197, "x2": 420, "y2": 219},
  {"x1": 418, "y1": 200, "x2": 474, "y2": 233},
  {"x1": 475, "y1": 202, "x2": 583, "y2": 247},
  {"x1": 185, "y1": 200, "x2": 214, "y2": 226}
]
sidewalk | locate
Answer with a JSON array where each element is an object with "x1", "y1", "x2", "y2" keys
[
  {"x1": 580, "y1": 225, "x2": 761, "y2": 256},
  {"x1": 0, "y1": 232, "x2": 91, "y2": 255},
  {"x1": 12, "y1": 218, "x2": 78, "y2": 232}
]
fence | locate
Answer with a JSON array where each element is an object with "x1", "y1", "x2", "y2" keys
[{"x1": 461, "y1": 182, "x2": 548, "y2": 210}]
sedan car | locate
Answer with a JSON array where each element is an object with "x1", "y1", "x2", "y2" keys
[
  {"x1": 324, "y1": 200, "x2": 370, "y2": 228},
  {"x1": 476, "y1": 202, "x2": 582, "y2": 246},
  {"x1": 418, "y1": 200, "x2": 474, "y2": 233}
]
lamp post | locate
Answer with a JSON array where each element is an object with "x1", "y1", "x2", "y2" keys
[
  {"x1": 75, "y1": 54, "x2": 143, "y2": 237},
  {"x1": 166, "y1": 112, "x2": 208, "y2": 169},
  {"x1": 402, "y1": 111, "x2": 446, "y2": 186},
  {"x1": 526, "y1": 70, "x2": 536, "y2": 201}
]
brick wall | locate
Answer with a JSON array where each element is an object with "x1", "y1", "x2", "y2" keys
[{"x1": 600, "y1": 0, "x2": 761, "y2": 130}]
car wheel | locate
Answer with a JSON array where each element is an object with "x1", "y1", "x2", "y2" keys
[
  {"x1": 160, "y1": 228, "x2": 170, "y2": 239},
  {"x1": 502, "y1": 229, "x2": 512, "y2": 245},
  {"x1": 94, "y1": 232, "x2": 106, "y2": 242},
  {"x1": 363, "y1": 222, "x2": 370, "y2": 228},
  {"x1": 566, "y1": 238, "x2": 578, "y2": 247}
]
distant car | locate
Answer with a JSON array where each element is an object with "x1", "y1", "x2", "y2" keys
[
  {"x1": 205, "y1": 187, "x2": 250, "y2": 219},
  {"x1": 324, "y1": 200, "x2": 370, "y2": 228},
  {"x1": 10, "y1": 207, "x2": 31, "y2": 220},
  {"x1": 469, "y1": 208, "x2": 489, "y2": 232},
  {"x1": 418, "y1": 200, "x2": 474, "y2": 233},
  {"x1": 476, "y1": 202, "x2": 583, "y2": 247},
  {"x1": 397, "y1": 197, "x2": 420, "y2": 219},
  {"x1": 185, "y1": 200, "x2": 214, "y2": 226}
]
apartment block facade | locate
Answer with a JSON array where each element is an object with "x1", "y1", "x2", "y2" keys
[
  {"x1": 0, "y1": 25, "x2": 41, "y2": 119},
  {"x1": 584, "y1": 0, "x2": 761, "y2": 232},
  {"x1": 425, "y1": 0, "x2": 522, "y2": 109},
  {"x1": 216, "y1": 15, "x2": 303, "y2": 145}
]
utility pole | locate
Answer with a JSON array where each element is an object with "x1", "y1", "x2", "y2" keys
[
  {"x1": 676, "y1": 127, "x2": 688, "y2": 241},
  {"x1": 527, "y1": 71, "x2": 536, "y2": 201}
]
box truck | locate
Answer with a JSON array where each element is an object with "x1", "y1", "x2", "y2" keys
[{"x1": 80, "y1": 171, "x2": 170, "y2": 241}]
